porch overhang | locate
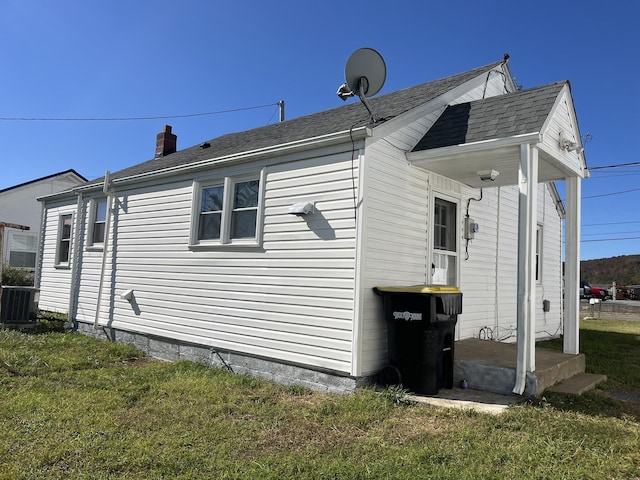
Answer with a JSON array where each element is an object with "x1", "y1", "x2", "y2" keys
[
  {"x1": 406, "y1": 132, "x2": 587, "y2": 188},
  {"x1": 407, "y1": 130, "x2": 586, "y2": 395}
]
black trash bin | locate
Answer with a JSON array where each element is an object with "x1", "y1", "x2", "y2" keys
[{"x1": 373, "y1": 285, "x2": 462, "y2": 395}]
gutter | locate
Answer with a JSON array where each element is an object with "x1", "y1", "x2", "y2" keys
[
  {"x1": 406, "y1": 132, "x2": 542, "y2": 163},
  {"x1": 74, "y1": 127, "x2": 372, "y2": 193}
]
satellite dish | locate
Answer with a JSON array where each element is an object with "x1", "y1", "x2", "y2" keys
[
  {"x1": 336, "y1": 47, "x2": 386, "y2": 123},
  {"x1": 345, "y1": 48, "x2": 386, "y2": 98}
]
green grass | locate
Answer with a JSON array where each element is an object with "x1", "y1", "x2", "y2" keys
[
  {"x1": 539, "y1": 318, "x2": 640, "y2": 391},
  {"x1": 1, "y1": 322, "x2": 640, "y2": 479}
]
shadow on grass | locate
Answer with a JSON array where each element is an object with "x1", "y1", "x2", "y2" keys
[{"x1": 526, "y1": 389, "x2": 640, "y2": 422}]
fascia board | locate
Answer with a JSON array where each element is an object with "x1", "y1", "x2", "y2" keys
[
  {"x1": 406, "y1": 132, "x2": 542, "y2": 162},
  {"x1": 73, "y1": 127, "x2": 372, "y2": 193}
]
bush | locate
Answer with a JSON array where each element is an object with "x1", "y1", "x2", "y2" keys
[{"x1": 1, "y1": 264, "x2": 35, "y2": 286}]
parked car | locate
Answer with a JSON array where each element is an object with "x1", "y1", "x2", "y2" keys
[{"x1": 580, "y1": 281, "x2": 610, "y2": 301}]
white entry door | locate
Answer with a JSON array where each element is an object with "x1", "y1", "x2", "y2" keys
[{"x1": 432, "y1": 197, "x2": 458, "y2": 286}]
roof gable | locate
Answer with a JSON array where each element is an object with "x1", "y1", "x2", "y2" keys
[
  {"x1": 0, "y1": 169, "x2": 87, "y2": 195},
  {"x1": 412, "y1": 82, "x2": 567, "y2": 151}
]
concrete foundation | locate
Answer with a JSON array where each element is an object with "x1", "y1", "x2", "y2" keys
[
  {"x1": 75, "y1": 322, "x2": 370, "y2": 394},
  {"x1": 73, "y1": 323, "x2": 591, "y2": 397}
]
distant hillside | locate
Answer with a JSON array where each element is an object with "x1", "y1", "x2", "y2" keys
[{"x1": 580, "y1": 255, "x2": 640, "y2": 286}]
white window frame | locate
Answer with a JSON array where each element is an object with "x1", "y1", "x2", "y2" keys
[
  {"x1": 55, "y1": 213, "x2": 74, "y2": 267},
  {"x1": 88, "y1": 198, "x2": 107, "y2": 248},
  {"x1": 6, "y1": 230, "x2": 38, "y2": 270},
  {"x1": 189, "y1": 170, "x2": 265, "y2": 248},
  {"x1": 536, "y1": 224, "x2": 543, "y2": 284},
  {"x1": 430, "y1": 193, "x2": 460, "y2": 287}
]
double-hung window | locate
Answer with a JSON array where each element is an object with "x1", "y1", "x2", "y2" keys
[
  {"x1": 192, "y1": 172, "x2": 263, "y2": 247},
  {"x1": 7, "y1": 231, "x2": 38, "y2": 269},
  {"x1": 90, "y1": 199, "x2": 107, "y2": 247},
  {"x1": 56, "y1": 214, "x2": 73, "y2": 266}
]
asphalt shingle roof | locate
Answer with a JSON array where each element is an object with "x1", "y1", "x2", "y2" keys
[
  {"x1": 87, "y1": 61, "x2": 504, "y2": 186},
  {"x1": 412, "y1": 81, "x2": 567, "y2": 151}
]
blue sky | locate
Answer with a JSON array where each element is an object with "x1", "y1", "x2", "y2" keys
[{"x1": 1, "y1": 0, "x2": 638, "y2": 260}]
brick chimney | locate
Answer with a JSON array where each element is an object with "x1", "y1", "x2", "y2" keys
[{"x1": 155, "y1": 125, "x2": 177, "y2": 158}]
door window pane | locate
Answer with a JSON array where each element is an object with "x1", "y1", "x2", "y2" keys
[
  {"x1": 433, "y1": 198, "x2": 457, "y2": 285},
  {"x1": 434, "y1": 198, "x2": 456, "y2": 251}
]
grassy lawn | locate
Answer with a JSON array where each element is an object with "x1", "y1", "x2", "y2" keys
[{"x1": 1, "y1": 319, "x2": 639, "y2": 479}]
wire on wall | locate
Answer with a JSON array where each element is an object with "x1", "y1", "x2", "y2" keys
[
  {"x1": 481, "y1": 54, "x2": 512, "y2": 99},
  {"x1": 348, "y1": 122, "x2": 366, "y2": 225},
  {"x1": 464, "y1": 188, "x2": 483, "y2": 260}
]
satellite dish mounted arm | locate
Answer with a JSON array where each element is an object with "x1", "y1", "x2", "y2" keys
[
  {"x1": 356, "y1": 76, "x2": 377, "y2": 123},
  {"x1": 337, "y1": 48, "x2": 387, "y2": 124}
]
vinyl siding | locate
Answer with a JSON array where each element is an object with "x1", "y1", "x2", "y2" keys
[
  {"x1": 359, "y1": 142, "x2": 431, "y2": 375},
  {"x1": 355, "y1": 64, "x2": 515, "y2": 375},
  {"x1": 459, "y1": 183, "x2": 563, "y2": 342},
  {"x1": 73, "y1": 148, "x2": 358, "y2": 374},
  {"x1": 535, "y1": 183, "x2": 563, "y2": 339},
  {"x1": 37, "y1": 197, "x2": 77, "y2": 313}
]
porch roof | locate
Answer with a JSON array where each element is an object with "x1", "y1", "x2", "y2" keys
[{"x1": 406, "y1": 82, "x2": 588, "y2": 189}]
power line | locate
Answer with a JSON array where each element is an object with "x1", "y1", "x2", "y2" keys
[
  {"x1": 583, "y1": 186, "x2": 640, "y2": 199},
  {"x1": 582, "y1": 230, "x2": 640, "y2": 237},
  {"x1": 582, "y1": 236, "x2": 640, "y2": 243},
  {"x1": 589, "y1": 161, "x2": 640, "y2": 171},
  {"x1": 0, "y1": 103, "x2": 280, "y2": 122},
  {"x1": 583, "y1": 220, "x2": 640, "y2": 227}
]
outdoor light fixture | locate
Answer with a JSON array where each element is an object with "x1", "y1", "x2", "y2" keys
[
  {"x1": 559, "y1": 132, "x2": 582, "y2": 153},
  {"x1": 288, "y1": 201, "x2": 315, "y2": 216},
  {"x1": 120, "y1": 289, "x2": 134, "y2": 302},
  {"x1": 477, "y1": 170, "x2": 499, "y2": 182}
]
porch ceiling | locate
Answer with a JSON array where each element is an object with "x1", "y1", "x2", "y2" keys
[{"x1": 407, "y1": 138, "x2": 582, "y2": 189}]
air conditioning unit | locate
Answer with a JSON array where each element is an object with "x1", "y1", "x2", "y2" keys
[{"x1": 0, "y1": 286, "x2": 39, "y2": 328}]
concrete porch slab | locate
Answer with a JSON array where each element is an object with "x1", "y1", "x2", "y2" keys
[{"x1": 453, "y1": 338, "x2": 586, "y2": 396}]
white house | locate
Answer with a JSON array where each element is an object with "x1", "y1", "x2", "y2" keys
[
  {"x1": 0, "y1": 170, "x2": 86, "y2": 280},
  {"x1": 37, "y1": 58, "x2": 587, "y2": 394}
]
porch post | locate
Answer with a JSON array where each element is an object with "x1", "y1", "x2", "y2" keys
[
  {"x1": 513, "y1": 144, "x2": 538, "y2": 395},
  {"x1": 563, "y1": 176, "x2": 581, "y2": 354}
]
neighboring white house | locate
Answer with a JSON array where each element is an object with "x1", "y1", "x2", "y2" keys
[
  {"x1": 0, "y1": 170, "x2": 86, "y2": 277},
  {"x1": 37, "y1": 58, "x2": 587, "y2": 394}
]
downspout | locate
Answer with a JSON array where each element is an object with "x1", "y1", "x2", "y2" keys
[
  {"x1": 513, "y1": 144, "x2": 538, "y2": 395},
  {"x1": 350, "y1": 144, "x2": 367, "y2": 378},
  {"x1": 94, "y1": 172, "x2": 113, "y2": 330},
  {"x1": 67, "y1": 192, "x2": 83, "y2": 328},
  {"x1": 494, "y1": 187, "x2": 501, "y2": 335}
]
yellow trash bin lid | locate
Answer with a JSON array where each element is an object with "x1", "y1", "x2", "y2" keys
[{"x1": 373, "y1": 284, "x2": 460, "y2": 294}]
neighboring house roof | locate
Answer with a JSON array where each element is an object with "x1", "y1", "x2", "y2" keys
[
  {"x1": 84, "y1": 61, "x2": 505, "y2": 187},
  {"x1": 412, "y1": 82, "x2": 568, "y2": 151},
  {"x1": 0, "y1": 169, "x2": 88, "y2": 194}
]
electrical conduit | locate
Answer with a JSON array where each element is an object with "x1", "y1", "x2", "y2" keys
[{"x1": 94, "y1": 172, "x2": 113, "y2": 330}]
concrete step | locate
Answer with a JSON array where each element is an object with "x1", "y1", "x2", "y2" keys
[
  {"x1": 544, "y1": 372, "x2": 607, "y2": 395},
  {"x1": 534, "y1": 351, "x2": 586, "y2": 394},
  {"x1": 454, "y1": 339, "x2": 588, "y2": 396}
]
